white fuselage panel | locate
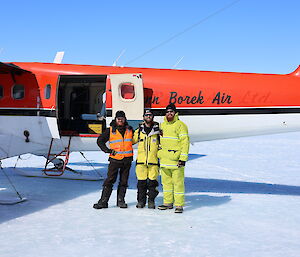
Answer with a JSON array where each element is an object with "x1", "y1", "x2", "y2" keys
[
  {"x1": 0, "y1": 116, "x2": 59, "y2": 159},
  {"x1": 1, "y1": 113, "x2": 300, "y2": 159}
]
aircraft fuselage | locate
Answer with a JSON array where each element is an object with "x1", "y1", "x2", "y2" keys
[{"x1": 1, "y1": 62, "x2": 300, "y2": 159}]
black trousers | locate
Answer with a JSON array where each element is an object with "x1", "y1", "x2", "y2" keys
[{"x1": 103, "y1": 158, "x2": 132, "y2": 189}]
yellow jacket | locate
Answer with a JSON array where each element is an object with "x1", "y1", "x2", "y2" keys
[
  {"x1": 158, "y1": 113, "x2": 189, "y2": 169},
  {"x1": 133, "y1": 122, "x2": 160, "y2": 166}
]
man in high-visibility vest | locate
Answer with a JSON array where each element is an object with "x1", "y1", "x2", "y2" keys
[
  {"x1": 158, "y1": 104, "x2": 190, "y2": 213},
  {"x1": 133, "y1": 110, "x2": 160, "y2": 209},
  {"x1": 93, "y1": 110, "x2": 133, "y2": 209}
]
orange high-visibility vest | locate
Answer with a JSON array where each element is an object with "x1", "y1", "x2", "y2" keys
[{"x1": 109, "y1": 127, "x2": 133, "y2": 160}]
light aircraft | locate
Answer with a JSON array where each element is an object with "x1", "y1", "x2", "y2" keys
[{"x1": 1, "y1": 61, "x2": 300, "y2": 179}]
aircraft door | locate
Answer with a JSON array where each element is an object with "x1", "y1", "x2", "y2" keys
[{"x1": 110, "y1": 74, "x2": 144, "y2": 122}]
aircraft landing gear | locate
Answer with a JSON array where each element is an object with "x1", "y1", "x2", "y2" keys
[
  {"x1": 50, "y1": 158, "x2": 79, "y2": 174},
  {"x1": 43, "y1": 137, "x2": 72, "y2": 176},
  {"x1": 52, "y1": 158, "x2": 64, "y2": 170}
]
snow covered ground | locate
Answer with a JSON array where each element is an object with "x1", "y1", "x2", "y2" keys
[{"x1": 1, "y1": 132, "x2": 300, "y2": 257}]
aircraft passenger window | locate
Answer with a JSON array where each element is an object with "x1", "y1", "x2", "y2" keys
[
  {"x1": 120, "y1": 83, "x2": 135, "y2": 100},
  {"x1": 12, "y1": 84, "x2": 25, "y2": 99},
  {"x1": 45, "y1": 84, "x2": 51, "y2": 99},
  {"x1": 0, "y1": 85, "x2": 3, "y2": 99}
]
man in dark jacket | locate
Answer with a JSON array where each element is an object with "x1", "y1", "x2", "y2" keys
[{"x1": 93, "y1": 110, "x2": 133, "y2": 209}]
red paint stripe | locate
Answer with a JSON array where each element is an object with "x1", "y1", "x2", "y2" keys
[{"x1": 79, "y1": 134, "x2": 100, "y2": 137}]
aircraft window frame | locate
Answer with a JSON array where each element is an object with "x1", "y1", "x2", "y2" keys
[
  {"x1": 45, "y1": 84, "x2": 51, "y2": 99},
  {"x1": 0, "y1": 85, "x2": 3, "y2": 99},
  {"x1": 12, "y1": 84, "x2": 25, "y2": 100},
  {"x1": 119, "y1": 82, "x2": 136, "y2": 101}
]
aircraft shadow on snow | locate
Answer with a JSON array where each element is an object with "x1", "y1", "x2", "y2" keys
[
  {"x1": 1, "y1": 153, "x2": 300, "y2": 223},
  {"x1": 187, "y1": 153, "x2": 206, "y2": 161},
  {"x1": 185, "y1": 177, "x2": 300, "y2": 196}
]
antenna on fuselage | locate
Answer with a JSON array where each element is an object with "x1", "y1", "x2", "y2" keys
[
  {"x1": 172, "y1": 56, "x2": 185, "y2": 69},
  {"x1": 112, "y1": 49, "x2": 126, "y2": 66},
  {"x1": 53, "y1": 51, "x2": 65, "y2": 64}
]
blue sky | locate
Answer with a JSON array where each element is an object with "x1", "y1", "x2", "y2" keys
[{"x1": 1, "y1": 0, "x2": 299, "y2": 74}]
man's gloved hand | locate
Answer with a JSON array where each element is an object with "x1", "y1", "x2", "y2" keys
[
  {"x1": 159, "y1": 129, "x2": 163, "y2": 136},
  {"x1": 110, "y1": 149, "x2": 117, "y2": 156},
  {"x1": 177, "y1": 160, "x2": 186, "y2": 168}
]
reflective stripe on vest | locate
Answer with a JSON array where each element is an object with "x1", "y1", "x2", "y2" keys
[{"x1": 109, "y1": 127, "x2": 133, "y2": 160}]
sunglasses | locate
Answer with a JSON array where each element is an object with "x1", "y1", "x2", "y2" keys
[
  {"x1": 144, "y1": 114, "x2": 153, "y2": 117},
  {"x1": 166, "y1": 110, "x2": 175, "y2": 113}
]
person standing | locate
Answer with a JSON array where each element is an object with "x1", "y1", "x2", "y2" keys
[
  {"x1": 158, "y1": 104, "x2": 189, "y2": 213},
  {"x1": 93, "y1": 110, "x2": 133, "y2": 209},
  {"x1": 133, "y1": 110, "x2": 160, "y2": 209}
]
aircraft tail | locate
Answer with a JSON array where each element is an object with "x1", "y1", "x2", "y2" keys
[{"x1": 289, "y1": 65, "x2": 300, "y2": 76}]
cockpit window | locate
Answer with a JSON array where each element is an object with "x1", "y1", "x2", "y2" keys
[
  {"x1": 120, "y1": 82, "x2": 135, "y2": 100},
  {"x1": 12, "y1": 84, "x2": 25, "y2": 99},
  {"x1": 45, "y1": 84, "x2": 51, "y2": 99}
]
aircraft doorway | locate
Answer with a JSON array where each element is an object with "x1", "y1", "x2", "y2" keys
[{"x1": 57, "y1": 75, "x2": 107, "y2": 135}]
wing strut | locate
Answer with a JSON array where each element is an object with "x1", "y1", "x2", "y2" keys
[{"x1": 0, "y1": 162, "x2": 27, "y2": 205}]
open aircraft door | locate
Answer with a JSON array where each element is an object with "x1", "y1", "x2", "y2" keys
[{"x1": 110, "y1": 74, "x2": 144, "y2": 123}]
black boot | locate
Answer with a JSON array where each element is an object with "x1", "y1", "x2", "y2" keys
[
  {"x1": 148, "y1": 179, "x2": 159, "y2": 209},
  {"x1": 136, "y1": 180, "x2": 147, "y2": 208},
  {"x1": 117, "y1": 186, "x2": 128, "y2": 208},
  {"x1": 93, "y1": 186, "x2": 113, "y2": 209},
  {"x1": 148, "y1": 200, "x2": 155, "y2": 209}
]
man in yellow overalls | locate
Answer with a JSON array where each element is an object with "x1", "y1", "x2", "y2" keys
[
  {"x1": 158, "y1": 104, "x2": 189, "y2": 213},
  {"x1": 133, "y1": 110, "x2": 160, "y2": 209}
]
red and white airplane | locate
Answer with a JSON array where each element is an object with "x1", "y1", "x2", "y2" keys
[{"x1": 1, "y1": 61, "x2": 300, "y2": 178}]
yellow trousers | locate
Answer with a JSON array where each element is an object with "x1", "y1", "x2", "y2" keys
[
  {"x1": 136, "y1": 164, "x2": 159, "y2": 180},
  {"x1": 160, "y1": 167, "x2": 185, "y2": 206}
]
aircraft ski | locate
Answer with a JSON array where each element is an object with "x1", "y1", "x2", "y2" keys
[
  {"x1": 0, "y1": 186, "x2": 27, "y2": 205},
  {"x1": 13, "y1": 168, "x2": 103, "y2": 181},
  {"x1": 0, "y1": 197, "x2": 27, "y2": 205}
]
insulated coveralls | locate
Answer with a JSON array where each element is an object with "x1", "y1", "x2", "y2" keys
[
  {"x1": 158, "y1": 113, "x2": 189, "y2": 207},
  {"x1": 133, "y1": 122, "x2": 160, "y2": 205}
]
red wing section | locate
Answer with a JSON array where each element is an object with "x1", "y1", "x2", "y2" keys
[
  {"x1": 0, "y1": 62, "x2": 40, "y2": 109},
  {"x1": 0, "y1": 62, "x2": 32, "y2": 74}
]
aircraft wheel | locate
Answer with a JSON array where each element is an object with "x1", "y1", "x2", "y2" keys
[{"x1": 52, "y1": 158, "x2": 64, "y2": 170}]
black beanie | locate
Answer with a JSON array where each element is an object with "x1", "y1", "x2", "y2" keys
[
  {"x1": 144, "y1": 109, "x2": 154, "y2": 116},
  {"x1": 115, "y1": 110, "x2": 126, "y2": 118},
  {"x1": 166, "y1": 103, "x2": 177, "y2": 112}
]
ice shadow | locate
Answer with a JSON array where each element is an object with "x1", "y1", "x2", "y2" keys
[
  {"x1": 2, "y1": 161, "x2": 300, "y2": 223},
  {"x1": 185, "y1": 177, "x2": 300, "y2": 196},
  {"x1": 188, "y1": 154, "x2": 206, "y2": 161},
  {"x1": 0, "y1": 167, "x2": 104, "y2": 224},
  {"x1": 184, "y1": 194, "x2": 231, "y2": 211},
  {"x1": 68, "y1": 162, "x2": 105, "y2": 167},
  {"x1": 0, "y1": 162, "x2": 140, "y2": 223},
  {"x1": 132, "y1": 194, "x2": 231, "y2": 212}
]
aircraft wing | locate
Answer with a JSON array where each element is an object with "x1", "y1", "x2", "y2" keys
[
  {"x1": 0, "y1": 133, "x2": 46, "y2": 160},
  {"x1": 0, "y1": 62, "x2": 31, "y2": 74}
]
